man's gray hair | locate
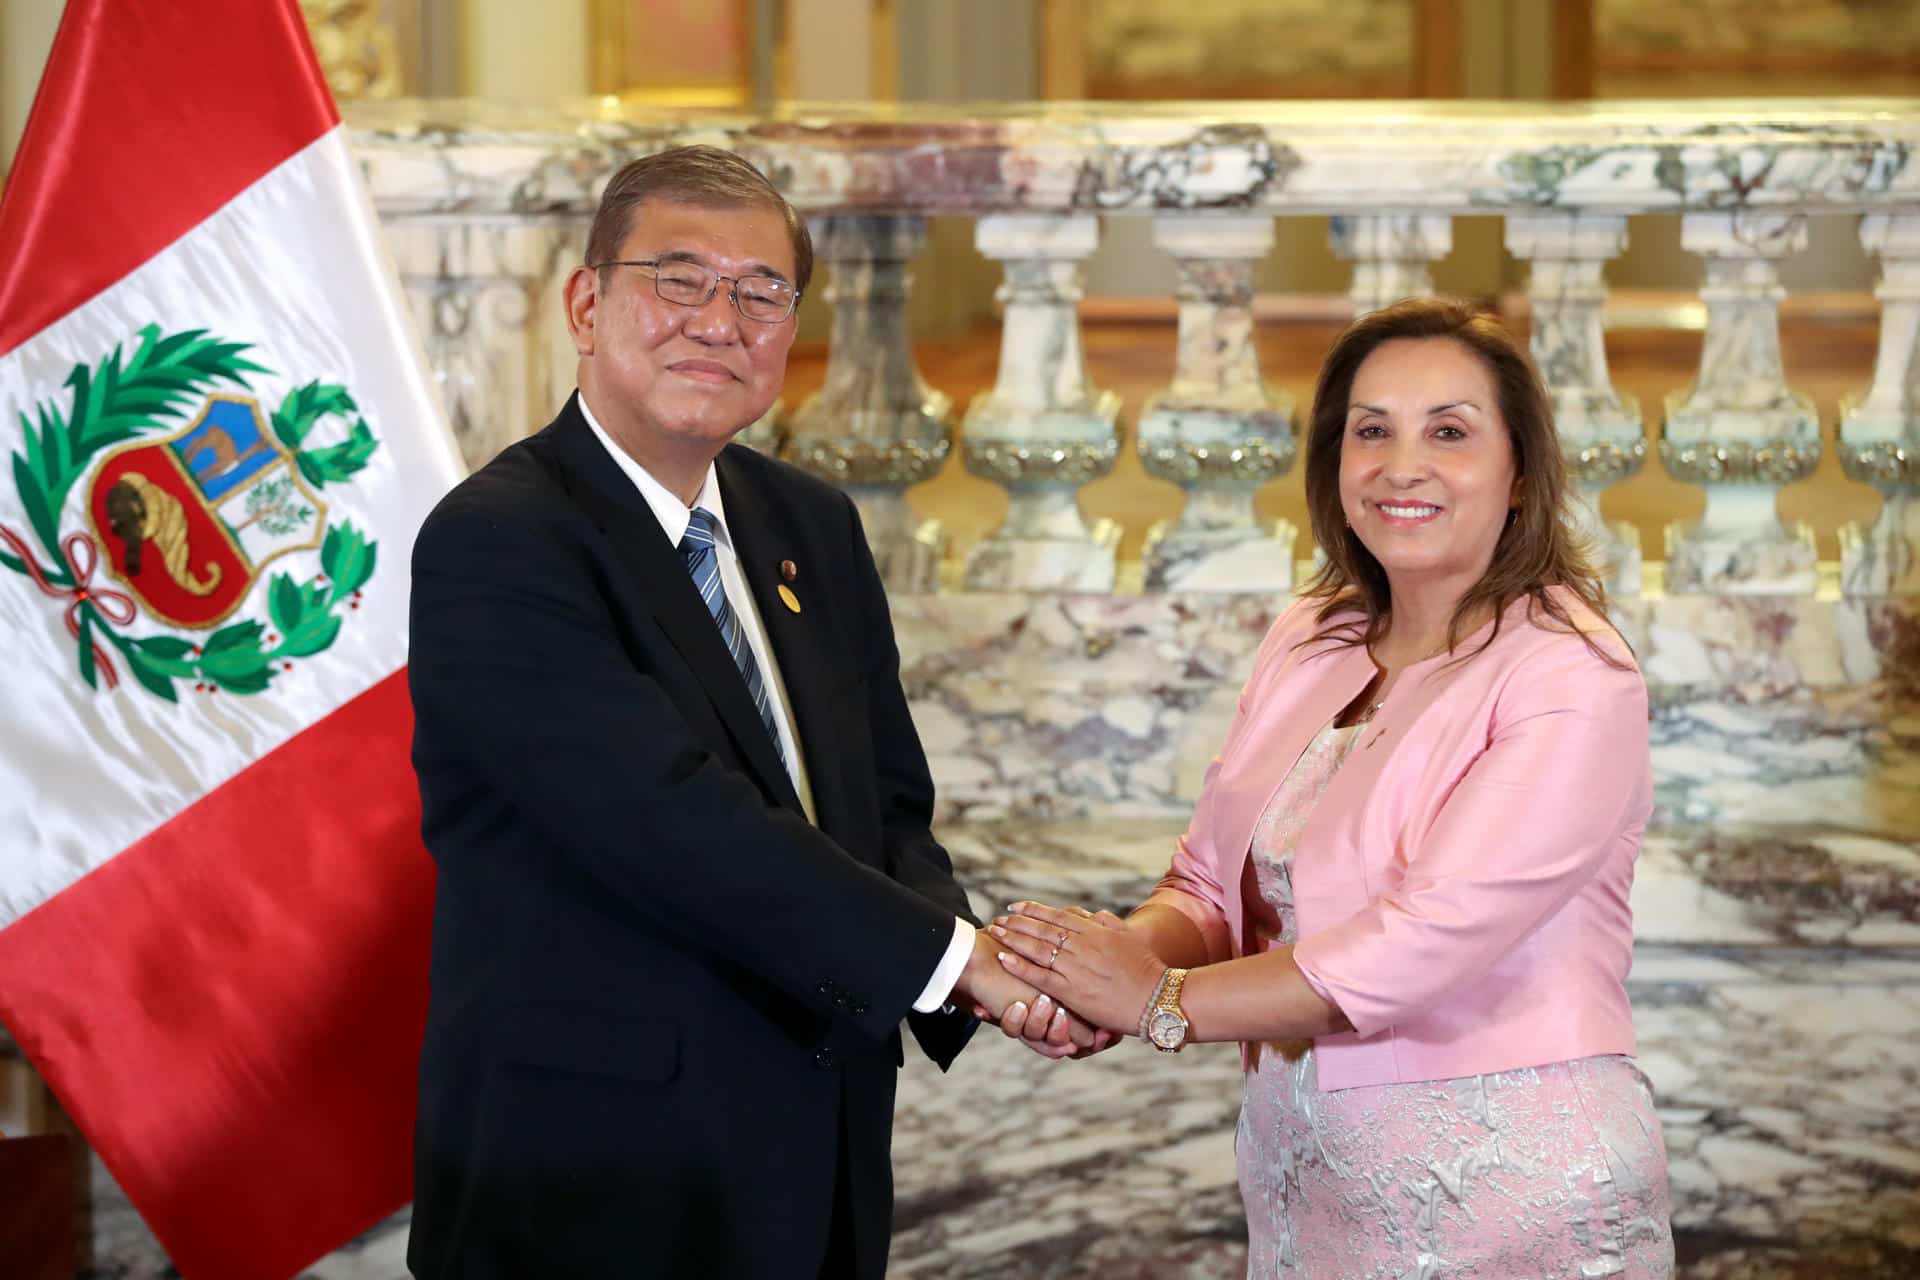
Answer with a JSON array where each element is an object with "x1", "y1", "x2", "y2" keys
[{"x1": 585, "y1": 145, "x2": 813, "y2": 295}]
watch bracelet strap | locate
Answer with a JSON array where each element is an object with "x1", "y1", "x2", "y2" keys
[
  {"x1": 1158, "y1": 967, "x2": 1190, "y2": 1025},
  {"x1": 1138, "y1": 968, "x2": 1173, "y2": 1039}
]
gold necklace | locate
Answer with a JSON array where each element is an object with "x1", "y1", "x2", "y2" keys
[{"x1": 1354, "y1": 635, "x2": 1452, "y2": 727}]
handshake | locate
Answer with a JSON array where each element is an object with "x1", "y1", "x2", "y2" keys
[{"x1": 951, "y1": 900, "x2": 1170, "y2": 1061}]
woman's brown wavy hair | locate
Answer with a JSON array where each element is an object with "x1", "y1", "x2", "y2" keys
[{"x1": 1297, "y1": 297, "x2": 1628, "y2": 668}]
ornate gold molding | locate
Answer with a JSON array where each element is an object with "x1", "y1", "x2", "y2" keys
[{"x1": 301, "y1": 0, "x2": 403, "y2": 100}]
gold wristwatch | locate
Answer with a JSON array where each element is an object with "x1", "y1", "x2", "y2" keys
[{"x1": 1143, "y1": 967, "x2": 1191, "y2": 1053}]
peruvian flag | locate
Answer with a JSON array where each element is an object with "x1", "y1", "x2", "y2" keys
[{"x1": 0, "y1": 2, "x2": 462, "y2": 1276}]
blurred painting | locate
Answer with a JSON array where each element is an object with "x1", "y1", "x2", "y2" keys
[
  {"x1": 1074, "y1": 0, "x2": 1425, "y2": 99},
  {"x1": 592, "y1": 0, "x2": 754, "y2": 106},
  {"x1": 1594, "y1": 0, "x2": 1920, "y2": 97}
]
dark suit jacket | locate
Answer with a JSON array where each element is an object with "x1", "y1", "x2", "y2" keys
[{"x1": 405, "y1": 396, "x2": 977, "y2": 1279}]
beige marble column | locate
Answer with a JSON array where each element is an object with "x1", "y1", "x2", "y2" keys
[
  {"x1": 1661, "y1": 213, "x2": 1820, "y2": 595},
  {"x1": 1507, "y1": 212, "x2": 1646, "y2": 596},
  {"x1": 1839, "y1": 213, "x2": 1920, "y2": 595},
  {"x1": 1137, "y1": 215, "x2": 1296, "y2": 591},
  {"x1": 784, "y1": 216, "x2": 952, "y2": 593},
  {"x1": 1329, "y1": 213, "x2": 1453, "y2": 316},
  {"x1": 961, "y1": 215, "x2": 1122, "y2": 591},
  {"x1": 387, "y1": 216, "x2": 584, "y2": 471}
]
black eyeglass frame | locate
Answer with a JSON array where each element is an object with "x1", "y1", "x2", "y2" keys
[{"x1": 590, "y1": 257, "x2": 802, "y2": 324}]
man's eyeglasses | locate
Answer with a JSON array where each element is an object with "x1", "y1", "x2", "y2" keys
[{"x1": 593, "y1": 258, "x2": 800, "y2": 324}]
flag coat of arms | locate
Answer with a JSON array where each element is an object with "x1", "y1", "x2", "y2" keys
[{"x1": 0, "y1": 2, "x2": 465, "y2": 1276}]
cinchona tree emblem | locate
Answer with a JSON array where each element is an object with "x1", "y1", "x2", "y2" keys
[{"x1": 1, "y1": 325, "x2": 381, "y2": 699}]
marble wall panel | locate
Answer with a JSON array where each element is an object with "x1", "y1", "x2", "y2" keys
[
  {"x1": 895, "y1": 594, "x2": 1920, "y2": 823},
  {"x1": 1650, "y1": 687, "x2": 1920, "y2": 837},
  {"x1": 894, "y1": 595, "x2": 1280, "y2": 821}
]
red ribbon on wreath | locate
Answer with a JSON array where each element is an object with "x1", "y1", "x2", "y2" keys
[{"x1": 0, "y1": 525, "x2": 139, "y2": 689}]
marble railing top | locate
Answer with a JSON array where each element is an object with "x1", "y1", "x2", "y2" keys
[{"x1": 344, "y1": 96, "x2": 1920, "y2": 218}]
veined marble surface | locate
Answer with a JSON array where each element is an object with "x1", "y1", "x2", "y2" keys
[
  {"x1": 895, "y1": 593, "x2": 1279, "y2": 820},
  {"x1": 344, "y1": 98, "x2": 1920, "y2": 217},
  {"x1": 58, "y1": 821, "x2": 1919, "y2": 1279},
  {"x1": 893, "y1": 592, "x2": 1920, "y2": 828}
]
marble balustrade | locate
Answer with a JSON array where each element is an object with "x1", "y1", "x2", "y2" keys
[{"x1": 348, "y1": 97, "x2": 1920, "y2": 598}]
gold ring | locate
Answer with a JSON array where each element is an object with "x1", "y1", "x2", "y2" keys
[
  {"x1": 1047, "y1": 945, "x2": 1061, "y2": 968},
  {"x1": 1057, "y1": 930, "x2": 1070, "y2": 947}
]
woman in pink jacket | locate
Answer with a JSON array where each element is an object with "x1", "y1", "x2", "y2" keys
[{"x1": 992, "y1": 298, "x2": 1674, "y2": 1276}]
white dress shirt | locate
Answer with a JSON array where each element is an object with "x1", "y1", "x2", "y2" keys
[{"x1": 578, "y1": 393, "x2": 973, "y2": 1014}]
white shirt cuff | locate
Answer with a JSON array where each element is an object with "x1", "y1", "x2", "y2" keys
[{"x1": 912, "y1": 918, "x2": 975, "y2": 1014}]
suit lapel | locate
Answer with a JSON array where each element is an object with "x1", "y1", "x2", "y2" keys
[
  {"x1": 716, "y1": 451, "x2": 853, "y2": 839},
  {"x1": 547, "y1": 401, "x2": 803, "y2": 816}
]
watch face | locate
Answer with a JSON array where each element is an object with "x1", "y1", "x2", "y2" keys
[{"x1": 1147, "y1": 1008, "x2": 1187, "y2": 1050}]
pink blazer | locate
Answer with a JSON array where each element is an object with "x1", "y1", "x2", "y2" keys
[{"x1": 1145, "y1": 587, "x2": 1651, "y2": 1091}]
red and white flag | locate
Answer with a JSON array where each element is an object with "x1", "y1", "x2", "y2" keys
[{"x1": 0, "y1": 2, "x2": 462, "y2": 1275}]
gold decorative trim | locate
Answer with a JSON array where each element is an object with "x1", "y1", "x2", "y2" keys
[
  {"x1": 963, "y1": 437, "x2": 1119, "y2": 487},
  {"x1": 782, "y1": 436, "x2": 951, "y2": 487},
  {"x1": 1565, "y1": 438, "x2": 1647, "y2": 486},
  {"x1": 1139, "y1": 437, "x2": 1295, "y2": 487},
  {"x1": 1658, "y1": 438, "x2": 1821, "y2": 485},
  {"x1": 1840, "y1": 441, "x2": 1919, "y2": 487}
]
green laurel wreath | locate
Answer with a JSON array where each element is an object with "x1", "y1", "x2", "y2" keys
[{"x1": 3, "y1": 324, "x2": 381, "y2": 700}]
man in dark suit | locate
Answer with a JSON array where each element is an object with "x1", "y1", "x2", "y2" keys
[{"x1": 404, "y1": 147, "x2": 1093, "y2": 1279}]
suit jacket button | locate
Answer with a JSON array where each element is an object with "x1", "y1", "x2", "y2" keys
[
  {"x1": 817, "y1": 981, "x2": 835, "y2": 998},
  {"x1": 850, "y1": 1000, "x2": 869, "y2": 1016},
  {"x1": 813, "y1": 1048, "x2": 836, "y2": 1070}
]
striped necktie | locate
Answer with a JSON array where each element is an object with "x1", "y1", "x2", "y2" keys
[{"x1": 678, "y1": 507, "x2": 786, "y2": 766}]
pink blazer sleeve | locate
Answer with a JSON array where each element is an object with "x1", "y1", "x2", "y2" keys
[
  {"x1": 1143, "y1": 784, "x2": 1236, "y2": 965},
  {"x1": 1291, "y1": 637, "x2": 1651, "y2": 1038},
  {"x1": 1140, "y1": 605, "x2": 1311, "y2": 966}
]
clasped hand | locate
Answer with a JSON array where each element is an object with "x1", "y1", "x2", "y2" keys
[{"x1": 968, "y1": 901, "x2": 1170, "y2": 1060}]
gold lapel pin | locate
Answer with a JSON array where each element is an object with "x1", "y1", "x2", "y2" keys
[{"x1": 777, "y1": 583, "x2": 801, "y2": 614}]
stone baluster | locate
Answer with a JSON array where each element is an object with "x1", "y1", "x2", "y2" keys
[
  {"x1": 733, "y1": 405, "x2": 786, "y2": 456},
  {"x1": 1838, "y1": 214, "x2": 1920, "y2": 594},
  {"x1": 1136, "y1": 215, "x2": 1296, "y2": 591},
  {"x1": 542, "y1": 225, "x2": 590, "y2": 416},
  {"x1": 387, "y1": 216, "x2": 583, "y2": 471},
  {"x1": 1506, "y1": 213, "x2": 1646, "y2": 596},
  {"x1": 961, "y1": 215, "x2": 1122, "y2": 591},
  {"x1": 783, "y1": 217, "x2": 951, "y2": 593},
  {"x1": 1660, "y1": 213, "x2": 1820, "y2": 594},
  {"x1": 1329, "y1": 213, "x2": 1453, "y2": 316}
]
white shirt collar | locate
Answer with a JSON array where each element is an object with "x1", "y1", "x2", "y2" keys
[{"x1": 576, "y1": 390, "x2": 731, "y2": 550}]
